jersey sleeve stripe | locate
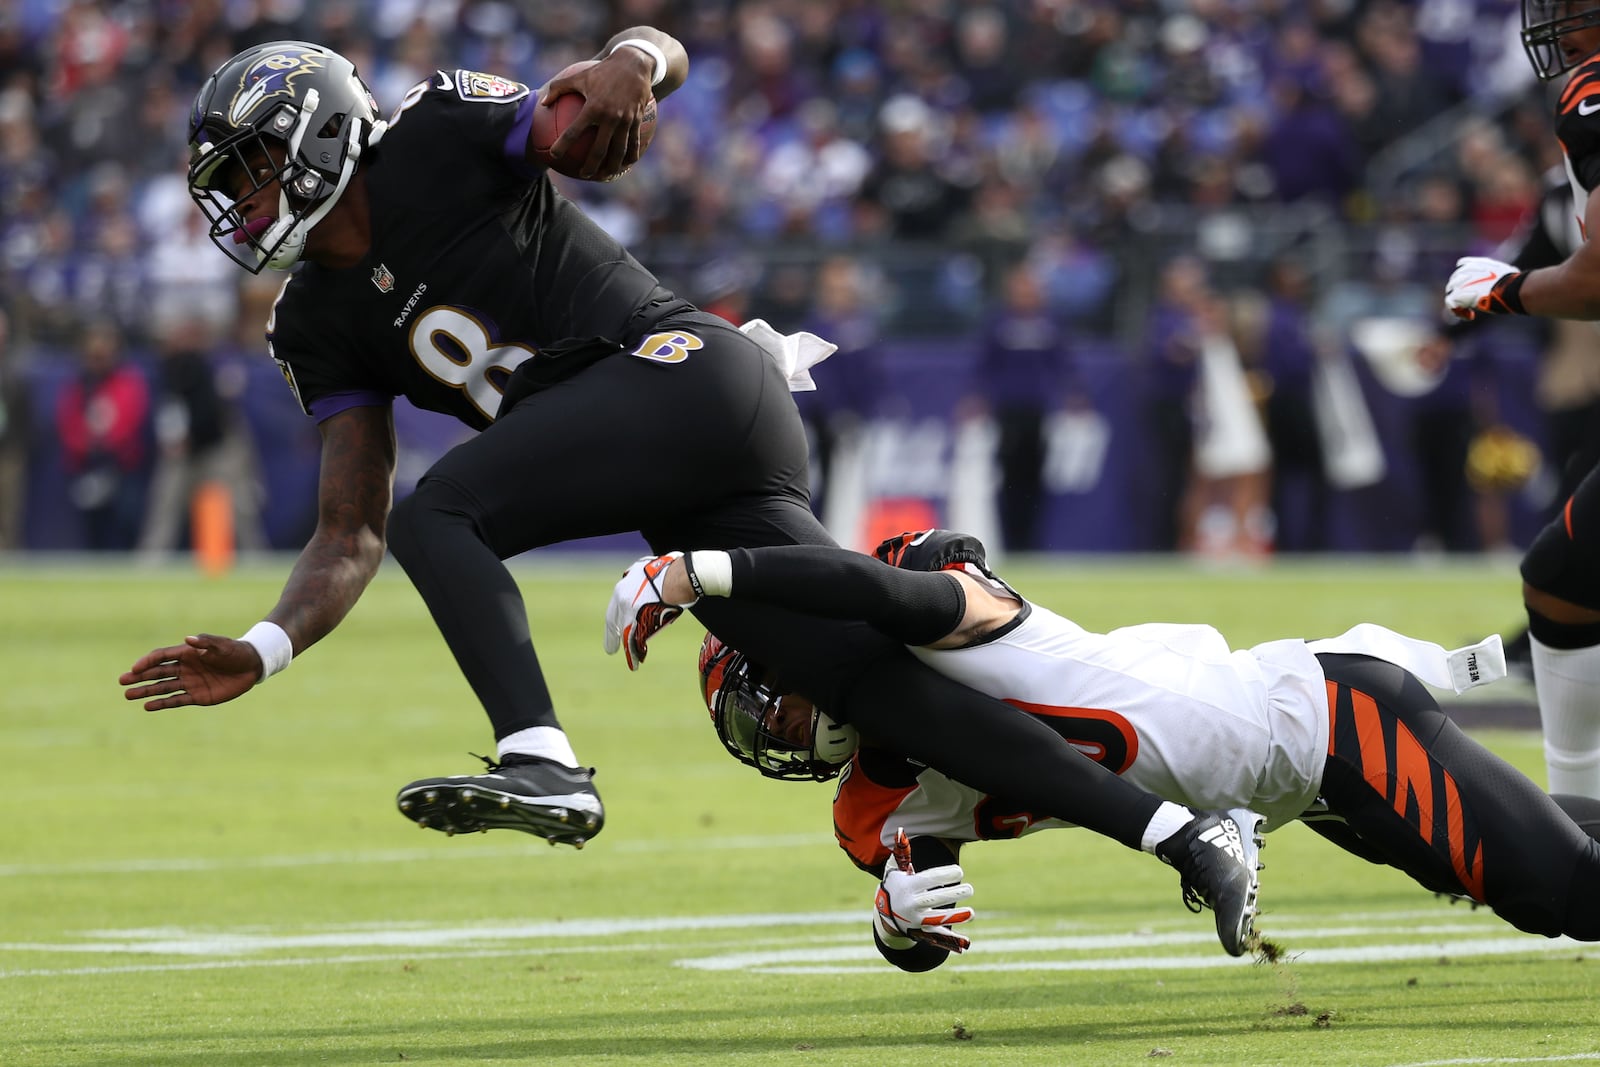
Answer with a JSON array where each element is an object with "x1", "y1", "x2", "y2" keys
[
  {"x1": 1560, "y1": 67, "x2": 1600, "y2": 112},
  {"x1": 502, "y1": 95, "x2": 540, "y2": 180}
]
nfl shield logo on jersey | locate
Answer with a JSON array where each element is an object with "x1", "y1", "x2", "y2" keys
[{"x1": 371, "y1": 264, "x2": 395, "y2": 293}]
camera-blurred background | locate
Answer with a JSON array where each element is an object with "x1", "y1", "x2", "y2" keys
[{"x1": 0, "y1": 0, "x2": 1574, "y2": 561}]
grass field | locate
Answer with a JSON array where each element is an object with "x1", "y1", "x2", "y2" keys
[{"x1": 6, "y1": 553, "x2": 1600, "y2": 1066}]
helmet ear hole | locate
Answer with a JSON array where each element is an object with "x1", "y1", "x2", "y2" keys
[{"x1": 810, "y1": 710, "x2": 859, "y2": 766}]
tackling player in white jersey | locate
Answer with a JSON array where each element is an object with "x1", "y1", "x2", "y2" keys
[{"x1": 609, "y1": 530, "x2": 1600, "y2": 971}]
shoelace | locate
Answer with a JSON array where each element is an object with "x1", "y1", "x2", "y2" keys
[
  {"x1": 469, "y1": 752, "x2": 598, "y2": 778},
  {"x1": 1178, "y1": 881, "x2": 1205, "y2": 915}
]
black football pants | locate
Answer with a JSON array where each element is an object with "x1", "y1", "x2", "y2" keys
[
  {"x1": 1314, "y1": 653, "x2": 1600, "y2": 939},
  {"x1": 386, "y1": 314, "x2": 1164, "y2": 848}
]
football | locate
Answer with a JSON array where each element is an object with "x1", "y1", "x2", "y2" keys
[{"x1": 530, "y1": 59, "x2": 658, "y2": 180}]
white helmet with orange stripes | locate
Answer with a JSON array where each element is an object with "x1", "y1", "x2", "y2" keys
[{"x1": 698, "y1": 634, "x2": 858, "y2": 781}]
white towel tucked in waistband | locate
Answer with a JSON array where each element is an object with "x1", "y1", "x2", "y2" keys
[
  {"x1": 1306, "y1": 624, "x2": 1505, "y2": 693},
  {"x1": 739, "y1": 318, "x2": 838, "y2": 392}
]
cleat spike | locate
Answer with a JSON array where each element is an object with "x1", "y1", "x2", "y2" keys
[
  {"x1": 398, "y1": 799, "x2": 412, "y2": 812},
  {"x1": 417, "y1": 817, "x2": 428, "y2": 828},
  {"x1": 557, "y1": 809, "x2": 570, "y2": 824},
  {"x1": 424, "y1": 790, "x2": 438, "y2": 803},
  {"x1": 461, "y1": 789, "x2": 475, "y2": 802},
  {"x1": 500, "y1": 797, "x2": 512, "y2": 810},
  {"x1": 548, "y1": 838, "x2": 558, "y2": 847},
  {"x1": 445, "y1": 828, "x2": 455, "y2": 837},
  {"x1": 573, "y1": 838, "x2": 585, "y2": 850},
  {"x1": 584, "y1": 816, "x2": 597, "y2": 830}
]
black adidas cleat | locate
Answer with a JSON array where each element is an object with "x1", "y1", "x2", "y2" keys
[
  {"x1": 396, "y1": 754, "x2": 604, "y2": 849},
  {"x1": 1154, "y1": 808, "x2": 1263, "y2": 957}
]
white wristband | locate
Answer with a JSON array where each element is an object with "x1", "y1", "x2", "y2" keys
[
  {"x1": 240, "y1": 621, "x2": 293, "y2": 681},
  {"x1": 610, "y1": 37, "x2": 668, "y2": 87},
  {"x1": 685, "y1": 550, "x2": 732, "y2": 598}
]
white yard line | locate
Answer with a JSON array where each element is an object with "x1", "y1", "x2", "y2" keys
[{"x1": 0, "y1": 906, "x2": 1572, "y2": 981}]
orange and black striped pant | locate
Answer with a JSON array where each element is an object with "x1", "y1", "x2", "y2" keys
[{"x1": 1314, "y1": 652, "x2": 1600, "y2": 940}]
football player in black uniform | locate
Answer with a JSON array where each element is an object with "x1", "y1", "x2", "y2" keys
[
  {"x1": 116, "y1": 32, "x2": 1257, "y2": 948},
  {"x1": 1445, "y1": 0, "x2": 1600, "y2": 801}
]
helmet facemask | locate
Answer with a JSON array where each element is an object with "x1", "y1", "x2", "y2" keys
[
  {"x1": 700, "y1": 636, "x2": 858, "y2": 782},
  {"x1": 1523, "y1": 0, "x2": 1600, "y2": 80}
]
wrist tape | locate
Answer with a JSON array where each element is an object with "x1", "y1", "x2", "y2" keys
[{"x1": 240, "y1": 621, "x2": 293, "y2": 681}]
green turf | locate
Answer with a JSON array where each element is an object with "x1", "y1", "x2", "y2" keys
[{"x1": 5, "y1": 554, "x2": 1600, "y2": 1066}]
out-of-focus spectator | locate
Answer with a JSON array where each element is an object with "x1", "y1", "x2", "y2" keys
[
  {"x1": 1258, "y1": 72, "x2": 1362, "y2": 208},
  {"x1": 950, "y1": 176, "x2": 1033, "y2": 289},
  {"x1": 1251, "y1": 256, "x2": 1327, "y2": 553},
  {"x1": 1140, "y1": 255, "x2": 1210, "y2": 552},
  {"x1": 137, "y1": 314, "x2": 266, "y2": 560},
  {"x1": 694, "y1": 256, "x2": 758, "y2": 326},
  {"x1": 0, "y1": 308, "x2": 28, "y2": 550},
  {"x1": 953, "y1": 6, "x2": 1020, "y2": 114},
  {"x1": 971, "y1": 263, "x2": 1069, "y2": 553},
  {"x1": 859, "y1": 94, "x2": 970, "y2": 240},
  {"x1": 798, "y1": 255, "x2": 885, "y2": 518},
  {"x1": 1359, "y1": 1, "x2": 1458, "y2": 141},
  {"x1": 55, "y1": 318, "x2": 150, "y2": 550},
  {"x1": 759, "y1": 98, "x2": 871, "y2": 239},
  {"x1": 1408, "y1": 333, "x2": 1488, "y2": 553},
  {"x1": 729, "y1": 8, "x2": 812, "y2": 124}
]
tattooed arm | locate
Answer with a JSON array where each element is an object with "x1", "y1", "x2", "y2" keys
[{"x1": 120, "y1": 405, "x2": 397, "y2": 710}]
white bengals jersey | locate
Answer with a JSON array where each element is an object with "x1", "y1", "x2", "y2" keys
[{"x1": 831, "y1": 603, "x2": 1503, "y2": 874}]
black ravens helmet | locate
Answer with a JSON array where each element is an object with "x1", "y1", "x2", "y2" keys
[
  {"x1": 1523, "y1": 0, "x2": 1600, "y2": 80},
  {"x1": 187, "y1": 41, "x2": 386, "y2": 271}
]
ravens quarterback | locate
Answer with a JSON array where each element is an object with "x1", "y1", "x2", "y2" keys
[
  {"x1": 611, "y1": 530, "x2": 1600, "y2": 970},
  {"x1": 1445, "y1": 0, "x2": 1600, "y2": 802},
  {"x1": 116, "y1": 29, "x2": 1261, "y2": 948}
]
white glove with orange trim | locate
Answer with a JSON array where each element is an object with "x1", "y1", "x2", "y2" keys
[
  {"x1": 1444, "y1": 256, "x2": 1528, "y2": 320},
  {"x1": 603, "y1": 552, "x2": 691, "y2": 670},
  {"x1": 873, "y1": 828, "x2": 975, "y2": 953}
]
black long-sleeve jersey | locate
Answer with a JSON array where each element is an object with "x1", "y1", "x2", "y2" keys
[{"x1": 265, "y1": 69, "x2": 687, "y2": 428}]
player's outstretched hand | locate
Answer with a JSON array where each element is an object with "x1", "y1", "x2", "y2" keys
[
  {"x1": 873, "y1": 828, "x2": 975, "y2": 953},
  {"x1": 604, "y1": 552, "x2": 691, "y2": 671},
  {"x1": 119, "y1": 635, "x2": 263, "y2": 711}
]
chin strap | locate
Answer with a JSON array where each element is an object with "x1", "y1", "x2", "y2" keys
[{"x1": 258, "y1": 88, "x2": 370, "y2": 271}]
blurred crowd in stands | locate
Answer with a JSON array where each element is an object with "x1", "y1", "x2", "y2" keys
[{"x1": 0, "y1": 0, "x2": 1583, "y2": 558}]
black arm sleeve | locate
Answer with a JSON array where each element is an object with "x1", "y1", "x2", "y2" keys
[{"x1": 724, "y1": 546, "x2": 966, "y2": 647}]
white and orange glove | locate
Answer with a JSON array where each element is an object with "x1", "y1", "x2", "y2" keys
[
  {"x1": 1444, "y1": 256, "x2": 1528, "y2": 320},
  {"x1": 603, "y1": 552, "x2": 691, "y2": 670},
  {"x1": 873, "y1": 828, "x2": 975, "y2": 954}
]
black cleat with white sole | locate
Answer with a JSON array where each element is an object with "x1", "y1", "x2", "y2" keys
[
  {"x1": 1154, "y1": 808, "x2": 1263, "y2": 957},
  {"x1": 396, "y1": 754, "x2": 604, "y2": 848}
]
